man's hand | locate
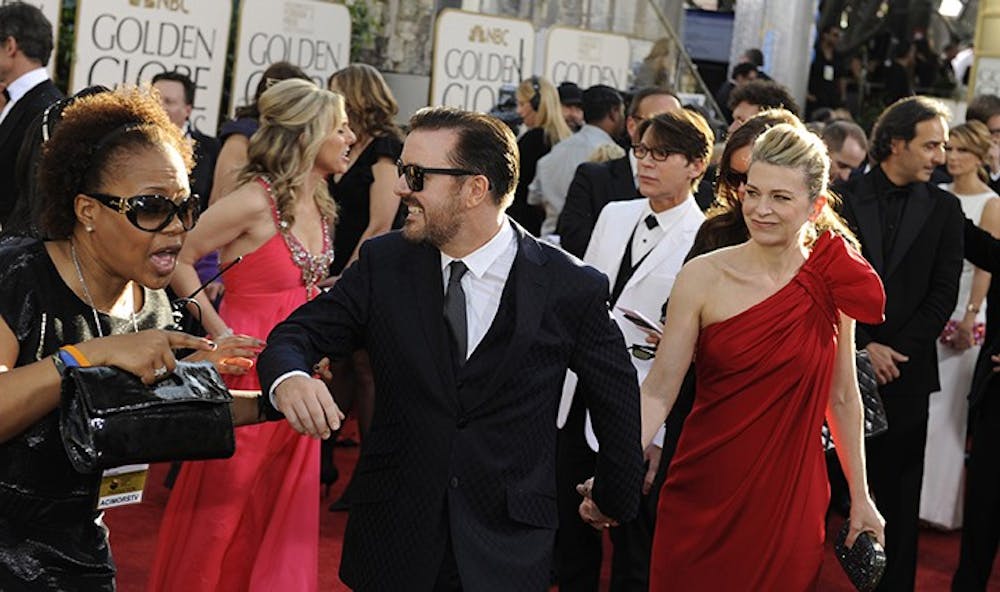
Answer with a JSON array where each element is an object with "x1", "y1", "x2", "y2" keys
[
  {"x1": 991, "y1": 353, "x2": 1000, "y2": 373},
  {"x1": 274, "y1": 374, "x2": 344, "y2": 439},
  {"x1": 578, "y1": 497, "x2": 619, "y2": 531},
  {"x1": 642, "y1": 444, "x2": 662, "y2": 495},
  {"x1": 865, "y1": 342, "x2": 909, "y2": 385}
]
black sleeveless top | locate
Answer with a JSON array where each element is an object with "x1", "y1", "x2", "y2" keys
[{"x1": 0, "y1": 238, "x2": 174, "y2": 589}]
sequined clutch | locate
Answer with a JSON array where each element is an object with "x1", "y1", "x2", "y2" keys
[{"x1": 834, "y1": 522, "x2": 886, "y2": 591}]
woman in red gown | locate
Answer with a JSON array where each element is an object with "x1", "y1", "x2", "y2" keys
[
  {"x1": 147, "y1": 79, "x2": 355, "y2": 591},
  {"x1": 587, "y1": 124, "x2": 887, "y2": 590}
]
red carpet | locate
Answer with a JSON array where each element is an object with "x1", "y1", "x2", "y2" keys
[{"x1": 105, "y1": 420, "x2": 1000, "y2": 590}]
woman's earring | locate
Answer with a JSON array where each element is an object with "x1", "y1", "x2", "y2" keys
[{"x1": 85, "y1": 226, "x2": 94, "y2": 232}]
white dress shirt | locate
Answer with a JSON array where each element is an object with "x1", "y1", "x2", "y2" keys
[
  {"x1": 0, "y1": 67, "x2": 49, "y2": 125},
  {"x1": 269, "y1": 220, "x2": 519, "y2": 404},
  {"x1": 441, "y1": 219, "x2": 518, "y2": 360},
  {"x1": 630, "y1": 196, "x2": 694, "y2": 264},
  {"x1": 527, "y1": 124, "x2": 617, "y2": 237}
]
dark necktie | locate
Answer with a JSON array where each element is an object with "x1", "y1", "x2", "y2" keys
[
  {"x1": 644, "y1": 214, "x2": 659, "y2": 230},
  {"x1": 444, "y1": 260, "x2": 469, "y2": 365}
]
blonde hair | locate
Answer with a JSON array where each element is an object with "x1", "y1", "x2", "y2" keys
[
  {"x1": 327, "y1": 63, "x2": 402, "y2": 143},
  {"x1": 588, "y1": 142, "x2": 627, "y2": 163},
  {"x1": 238, "y1": 79, "x2": 343, "y2": 226},
  {"x1": 516, "y1": 76, "x2": 571, "y2": 147},
  {"x1": 949, "y1": 120, "x2": 992, "y2": 183},
  {"x1": 751, "y1": 123, "x2": 858, "y2": 249}
]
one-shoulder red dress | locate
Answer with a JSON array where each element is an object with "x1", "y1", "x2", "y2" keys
[{"x1": 650, "y1": 232, "x2": 885, "y2": 591}]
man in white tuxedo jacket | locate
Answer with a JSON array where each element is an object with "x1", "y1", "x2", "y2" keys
[{"x1": 555, "y1": 109, "x2": 716, "y2": 591}]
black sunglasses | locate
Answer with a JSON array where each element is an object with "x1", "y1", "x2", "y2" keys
[
  {"x1": 632, "y1": 144, "x2": 676, "y2": 162},
  {"x1": 396, "y1": 160, "x2": 478, "y2": 192},
  {"x1": 629, "y1": 344, "x2": 657, "y2": 361},
  {"x1": 722, "y1": 168, "x2": 748, "y2": 188},
  {"x1": 84, "y1": 192, "x2": 200, "y2": 232}
]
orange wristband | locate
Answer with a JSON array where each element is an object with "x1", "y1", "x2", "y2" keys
[{"x1": 60, "y1": 345, "x2": 92, "y2": 367}]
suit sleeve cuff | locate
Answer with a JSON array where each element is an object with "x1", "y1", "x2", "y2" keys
[{"x1": 268, "y1": 370, "x2": 312, "y2": 408}]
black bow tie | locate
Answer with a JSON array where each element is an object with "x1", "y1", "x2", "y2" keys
[{"x1": 644, "y1": 214, "x2": 659, "y2": 230}]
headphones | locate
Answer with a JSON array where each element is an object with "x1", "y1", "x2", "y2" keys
[{"x1": 529, "y1": 76, "x2": 541, "y2": 111}]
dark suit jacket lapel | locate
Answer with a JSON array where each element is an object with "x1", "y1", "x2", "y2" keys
[
  {"x1": 0, "y1": 80, "x2": 54, "y2": 147},
  {"x1": 849, "y1": 174, "x2": 886, "y2": 275},
  {"x1": 464, "y1": 222, "x2": 550, "y2": 414},
  {"x1": 611, "y1": 156, "x2": 638, "y2": 195},
  {"x1": 886, "y1": 182, "x2": 934, "y2": 278},
  {"x1": 408, "y1": 242, "x2": 457, "y2": 400}
]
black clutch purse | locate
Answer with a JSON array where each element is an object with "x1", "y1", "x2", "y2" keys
[
  {"x1": 60, "y1": 361, "x2": 235, "y2": 473},
  {"x1": 834, "y1": 522, "x2": 887, "y2": 591},
  {"x1": 822, "y1": 350, "x2": 889, "y2": 451}
]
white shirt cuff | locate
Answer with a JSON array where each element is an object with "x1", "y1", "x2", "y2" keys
[
  {"x1": 652, "y1": 425, "x2": 666, "y2": 448},
  {"x1": 268, "y1": 370, "x2": 312, "y2": 408},
  {"x1": 991, "y1": 169, "x2": 1000, "y2": 182}
]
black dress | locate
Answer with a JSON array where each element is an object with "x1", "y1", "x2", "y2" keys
[
  {"x1": 0, "y1": 238, "x2": 174, "y2": 590},
  {"x1": 508, "y1": 127, "x2": 550, "y2": 237},
  {"x1": 328, "y1": 135, "x2": 404, "y2": 276}
]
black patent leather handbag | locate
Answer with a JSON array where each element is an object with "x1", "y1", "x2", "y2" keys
[
  {"x1": 60, "y1": 361, "x2": 235, "y2": 473},
  {"x1": 835, "y1": 522, "x2": 887, "y2": 591},
  {"x1": 822, "y1": 350, "x2": 889, "y2": 451}
]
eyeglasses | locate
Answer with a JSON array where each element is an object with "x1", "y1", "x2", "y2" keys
[
  {"x1": 83, "y1": 192, "x2": 200, "y2": 232},
  {"x1": 629, "y1": 344, "x2": 657, "y2": 361},
  {"x1": 632, "y1": 144, "x2": 676, "y2": 162},
  {"x1": 396, "y1": 160, "x2": 479, "y2": 192},
  {"x1": 723, "y1": 168, "x2": 748, "y2": 188}
]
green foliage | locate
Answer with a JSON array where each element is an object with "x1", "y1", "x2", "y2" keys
[{"x1": 346, "y1": 0, "x2": 379, "y2": 63}]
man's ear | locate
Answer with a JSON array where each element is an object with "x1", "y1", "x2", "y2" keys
[{"x1": 464, "y1": 174, "x2": 492, "y2": 208}]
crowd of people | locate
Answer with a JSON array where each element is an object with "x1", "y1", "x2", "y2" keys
[{"x1": 6, "y1": 1, "x2": 1000, "y2": 591}]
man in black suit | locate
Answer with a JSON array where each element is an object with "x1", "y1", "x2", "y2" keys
[
  {"x1": 840, "y1": 96, "x2": 963, "y2": 592},
  {"x1": 557, "y1": 87, "x2": 681, "y2": 258},
  {"x1": 151, "y1": 71, "x2": 219, "y2": 210},
  {"x1": 257, "y1": 107, "x2": 644, "y2": 591},
  {"x1": 0, "y1": 2, "x2": 62, "y2": 228},
  {"x1": 954, "y1": 219, "x2": 1000, "y2": 590}
]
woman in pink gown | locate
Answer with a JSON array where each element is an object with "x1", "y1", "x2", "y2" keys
[
  {"x1": 581, "y1": 124, "x2": 887, "y2": 590},
  {"x1": 148, "y1": 79, "x2": 355, "y2": 591}
]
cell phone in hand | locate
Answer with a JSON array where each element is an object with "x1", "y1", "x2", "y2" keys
[{"x1": 616, "y1": 306, "x2": 663, "y2": 336}]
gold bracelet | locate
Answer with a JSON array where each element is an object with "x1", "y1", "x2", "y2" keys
[{"x1": 229, "y1": 389, "x2": 262, "y2": 399}]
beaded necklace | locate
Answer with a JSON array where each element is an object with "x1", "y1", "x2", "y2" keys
[{"x1": 259, "y1": 176, "x2": 334, "y2": 294}]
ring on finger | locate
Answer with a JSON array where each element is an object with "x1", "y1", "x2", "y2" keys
[{"x1": 153, "y1": 366, "x2": 168, "y2": 378}]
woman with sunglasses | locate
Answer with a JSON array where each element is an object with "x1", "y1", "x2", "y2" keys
[
  {"x1": 149, "y1": 79, "x2": 354, "y2": 592},
  {"x1": 0, "y1": 87, "x2": 259, "y2": 590}
]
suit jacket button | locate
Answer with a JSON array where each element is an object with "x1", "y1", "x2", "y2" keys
[
  {"x1": 457, "y1": 417, "x2": 468, "y2": 428},
  {"x1": 450, "y1": 477, "x2": 460, "y2": 488}
]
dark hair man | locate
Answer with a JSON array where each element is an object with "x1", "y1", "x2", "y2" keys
[
  {"x1": 840, "y1": 95, "x2": 963, "y2": 592},
  {"x1": 822, "y1": 120, "x2": 869, "y2": 184},
  {"x1": 558, "y1": 81, "x2": 585, "y2": 132},
  {"x1": 258, "y1": 106, "x2": 644, "y2": 591},
  {"x1": 558, "y1": 87, "x2": 682, "y2": 257},
  {"x1": 807, "y1": 25, "x2": 847, "y2": 117},
  {"x1": 529, "y1": 84, "x2": 625, "y2": 237},
  {"x1": 715, "y1": 62, "x2": 759, "y2": 124},
  {"x1": 727, "y1": 80, "x2": 800, "y2": 134},
  {"x1": 151, "y1": 71, "x2": 220, "y2": 212},
  {"x1": 0, "y1": 2, "x2": 62, "y2": 228},
  {"x1": 557, "y1": 108, "x2": 713, "y2": 591}
]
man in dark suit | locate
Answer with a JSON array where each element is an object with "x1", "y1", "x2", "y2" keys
[
  {"x1": 0, "y1": 2, "x2": 62, "y2": 228},
  {"x1": 954, "y1": 219, "x2": 1000, "y2": 590},
  {"x1": 151, "y1": 71, "x2": 219, "y2": 209},
  {"x1": 557, "y1": 87, "x2": 681, "y2": 258},
  {"x1": 840, "y1": 96, "x2": 963, "y2": 592},
  {"x1": 257, "y1": 107, "x2": 644, "y2": 591}
]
